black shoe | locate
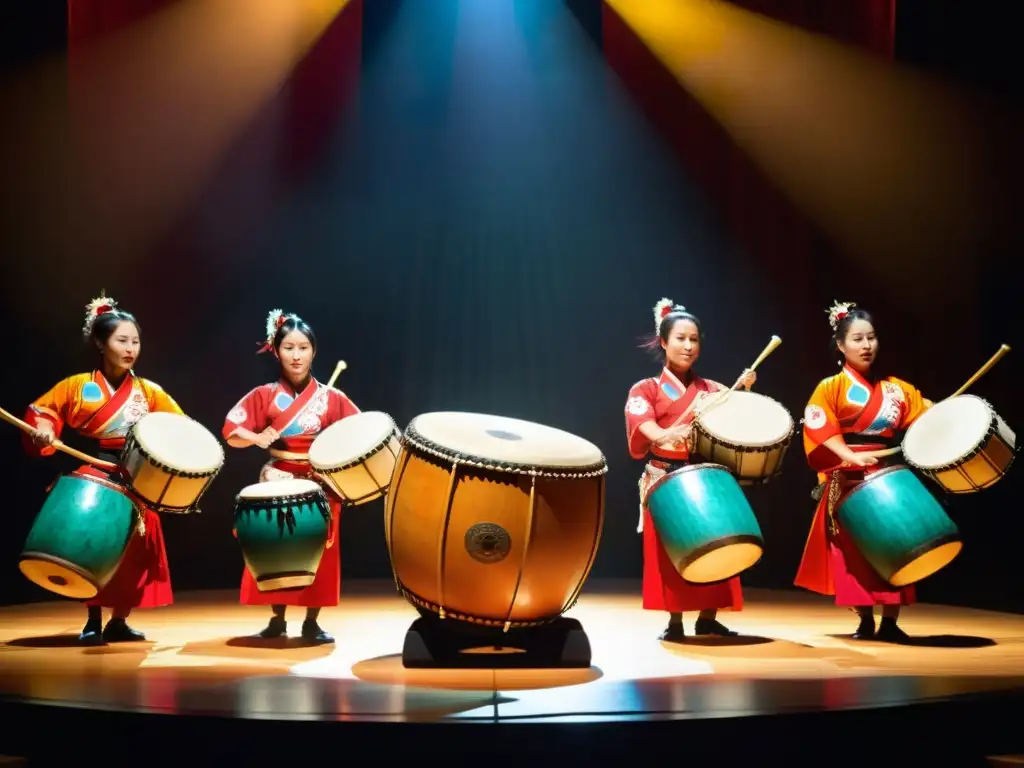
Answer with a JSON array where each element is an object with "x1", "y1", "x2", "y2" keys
[
  {"x1": 659, "y1": 623, "x2": 685, "y2": 643},
  {"x1": 694, "y1": 618, "x2": 738, "y2": 637},
  {"x1": 79, "y1": 619, "x2": 104, "y2": 645},
  {"x1": 876, "y1": 617, "x2": 910, "y2": 644},
  {"x1": 851, "y1": 614, "x2": 876, "y2": 641},
  {"x1": 301, "y1": 620, "x2": 334, "y2": 645},
  {"x1": 102, "y1": 618, "x2": 147, "y2": 643},
  {"x1": 257, "y1": 616, "x2": 287, "y2": 639}
]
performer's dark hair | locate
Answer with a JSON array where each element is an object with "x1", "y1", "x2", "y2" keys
[
  {"x1": 641, "y1": 309, "x2": 703, "y2": 361},
  {"x1": 90, "y1": 309, "x2": 140, "y2": 348},
  {"x1": 274, "y1": 316, "x2": 317, "y2": 352},
  {"x1": 832, "y1": 308, "x2": 874, "y2": 363}
]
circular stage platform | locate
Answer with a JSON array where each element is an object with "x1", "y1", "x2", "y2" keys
[{"x1": 1, "y1": 581, "x2": 1022, "y2": 765}]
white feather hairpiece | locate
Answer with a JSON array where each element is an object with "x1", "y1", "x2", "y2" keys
[
  {"x1": 827, "y1": 300, "x2": 856, "y2": 332},
  {"x1": 82, "y1": 292, "x2": 118, "y2": 338},
  {"x1": 265, "y1": 308, "x2": 285, "y2": 345},
  {"x1": 653, "y1": 297, "x2": 686, "y2": 333}
]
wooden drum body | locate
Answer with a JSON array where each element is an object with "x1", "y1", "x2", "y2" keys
[
  {"x1": 309, "y1": 411, "x2": 401, "y2": 506},
  {"x1": 121, "y1": 412, "x2": 224, "y2": 513},
  {"x1": 902, "y1": 394, "x2": 1016, "y2": 494},
  {"x1": 233, "y1": 479, "x2": 331, "y2": 592},
  {"x1": 836, "y1": 466, "x2": 962, "y2": 587},
  {"x1": 20, "y1": 471, "x2": 139, "y2": 599},
  {"x1": 692, "y1": 390, "x2": 793, "y2": 485},
  {"x1": 385, "y1": 412, "x2": 606, "y2": 629},
  {"x1": 645, "y1": 463, "x2": 764, "y2": 583}
]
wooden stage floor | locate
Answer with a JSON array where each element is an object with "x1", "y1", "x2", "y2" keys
[{"x1": 2, "y1": 580, "x2": 1024, "y2": 763}]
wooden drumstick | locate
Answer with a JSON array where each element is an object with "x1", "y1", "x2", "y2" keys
[
  {"x1": 733, "y1": 334, "x2": 782, "y2": 390},
  {"x1": 0, "y1": 405, "x2": 118, "y2": 470},
  {"x1": 948, "y1": 344, "x2": 1011, "y2": 399},
  {"x1": 326, "y1": 360, "x2": 347, "y2": 389}
]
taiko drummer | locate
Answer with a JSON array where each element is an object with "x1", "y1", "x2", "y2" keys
[
  {"x1": 24, "y1": 294, "x2": 182, "y2": 644},
  {"x1": 222, "y1": 310, "x2": 361, "y2": 645},
  {"x1": 624, "y1": 298, "x2": 756, "y2": 643},
  {"x1": 795, "y1": 301, "x2": 935, "y2": 643}
]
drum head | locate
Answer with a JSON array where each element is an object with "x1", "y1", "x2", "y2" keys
[
  {"x1": 903, "y1": 395, "x2": 993, "y2": 470},
  {"x1": 696, "y1": 390, "x2": 793, "y2": 447},
  {"x1": 308, "y1": 411, "x2": 397, "y2": 469},
  {"x1": 238, "y1": 478, "x2": 321, "y2": 500},
  {"x1": 133, "y1": 412, "x2": 224, "y2": 473},
  {"x1": 406, "y1": 411, "x2": 605, "y2": 470}
]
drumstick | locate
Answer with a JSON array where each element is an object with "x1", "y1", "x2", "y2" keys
[
  {"x1": 326, "y1": 360, "x2": 347, "y2": 389},
  {"x1": 731, "y1": 335, "x2": 782, "y2": 390},
  {"x1": 948, "y1": 344, "x2": 1011, "y2": 399},
  {"x1": 0, "y1": 405, "x2": 119, "y2": 470}
]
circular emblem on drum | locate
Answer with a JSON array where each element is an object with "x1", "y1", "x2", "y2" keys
[
  {"x1": 465, "y1": 523, "x2": 511, "y2": 564},
  {"x1": 485, "y1": 429, "x2": 521, "y2": 441}
]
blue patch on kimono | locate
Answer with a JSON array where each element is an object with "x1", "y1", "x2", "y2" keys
[
  {"x1": 273, "y1": 392, "x2": 294, "y2": 412},
  {"x1": 846, "y1": 383, "x2": 870, "y2": 406},
  {"x1": 81, "y1": 381, "x2": 103, "y2": 403},
  {"x1": 660, "y1": 382, "x2": 681, "y2": 401},
  {"x1": 279, "y1": 421, "x2": 304, "y2": 438}
]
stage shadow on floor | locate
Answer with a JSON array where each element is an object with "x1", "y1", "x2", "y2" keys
[
  {"x1": 175, "y1": 636, "x2": 336, "y2": 664},
  {"x1": 675, "y1": 635, "x2": 775, "y2": 648},
  {"x1": 351, "y1": 653, "x2": 604, "y2": 691},
  {"x1": 5, "y1": 634, "x2": 153, "y2": 652},
  {"x1": 827, "y1": 633, "x2": 996, "y2": 648}
]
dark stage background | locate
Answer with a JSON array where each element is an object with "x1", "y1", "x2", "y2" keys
[{"x1": 0, "y1": 0, "x2": 1019, "y2": 613}]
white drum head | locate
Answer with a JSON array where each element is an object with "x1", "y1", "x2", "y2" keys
[
  {"x1": 308, "y1": 411, "x2": 397, "y2": 470},
  {"x1": 133, "y1": 412, "x2": 224, "y2": 473},
  {"x1": 237, "y1": 478, "x2": 322, "y2": 500},
  {"x1": 903, "y1": 395, "x2": 995, "y2": 469},
  {"x1": 407, "y1": 411, "x2": 605, "y2": 469},
  {"x1": 696, "y1": 391, "x2": 793, "y2": 447}
]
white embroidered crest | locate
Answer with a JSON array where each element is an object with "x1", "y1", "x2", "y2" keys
[
  {"x1": 297, "y1": 388, "x2": 329, "y2": 433},
  {"x1": 122, "y1": 391, "x2": 150, "y2": 427},
  {"x1": 626, "y1": 396, "x2": 650, "y2": 416},
  {"x1": 227, "y1": 405, "x2": 247, "y2": 425},
  {"x1": 804, "y1": 404, "x2": 827, "y2": 430}
]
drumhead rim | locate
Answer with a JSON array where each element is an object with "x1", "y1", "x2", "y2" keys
[
  {"x1": 903, "y1": 403, "x2": 1001, "y2": 471},
  {"x1": 130, "y1": 413, "x2": 226, "y2": 474},
  {"x1": 235, "y1": 478, "x2": 324, "y2": 500},
  {"x1": 693, "y1": 425, "x2": 795, "y2": 451},
  {"x1": 394, "y1": 579, "x2": 563, "y2": 629},
  {"x1": 694, "y1": 391, "x2": 795, "y2": 446},
  {"x1": 310, "y1": 427, "x2": 401, "y2": 471},
  {"x1": 402, "y1": 426, "x2": 608, "y2": 478},
  {"x1": 308, "y1": 412, "x2": 400, "y2": 468},
  {"x1": 645, "y1": 462, "x2": 731, "y2": 498}
]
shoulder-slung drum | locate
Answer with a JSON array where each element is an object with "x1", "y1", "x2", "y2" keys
[
  {"x1": 121, "y1": 412, "x2": 224, "y2": 513},
  {"x1": 385, "y1": 411, "x2": 606, "y2": 630},
  {"x1": 309, "y1": 411, "x2": 401, "y2": 505}
]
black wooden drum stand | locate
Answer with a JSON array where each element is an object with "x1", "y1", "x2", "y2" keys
[{"x1": 401, "y1": 614, "x2": 592, "y2": 669}]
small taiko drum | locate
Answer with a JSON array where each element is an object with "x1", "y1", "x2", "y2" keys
[
  {"x1": 308, "y1": 411, "x2": 401, "y2": 505},
  {"x1": 385, "y1": 411, "x2": 607, "y2": 629},
  {"x1": 121, "y1": 412, "x2": 224, "y2": 513},
  {"x1": 902, "y1": 394, "x2": 1016, "y2": 494},
  {"x1": 20, "y1": 470, "x2": 140, "y2": 599},
  {"x1": 691, "y1": 390, "x2": 794, "y2": 485},
  {"x1": 233, "y1": 479, "x2": 332, "y2": 591}
]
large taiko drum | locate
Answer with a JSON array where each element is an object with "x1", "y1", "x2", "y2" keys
[
  {"x1": 385, "y1": 411, "x2": 607, "y2": 629},
  {"x1": 645, "y1": 463, "x2": 764, "y2": 583},
  {"x1": 902, "y1": 394, "x2": 1016, "y2": 494},
  {"x1": 691, "y1": 390, "x2": 794, "y2": 485},
  {"x1": 309, "y1": 411, "x2": 401, "y2": 505},
  {"x1": 19, "y1": 471, "x2": 140, "y2": 599},
  {"x1": 836, "y1": 466, "x2": 962, "y2": 587},
  {"x1": 121, "y1": 412, "x2": 224, "y2": 513}
]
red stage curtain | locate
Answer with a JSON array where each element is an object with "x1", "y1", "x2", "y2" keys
[{"x1": 602, "y1": 1, "x2": 895, "y2": 296}]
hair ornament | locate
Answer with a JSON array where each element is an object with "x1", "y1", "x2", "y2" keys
[
  {"x1": 826, "y1": 300, "x2": 856, "y2": 332},
  {"x1": 653, "y1": 298, "x2": 687, "y2": 333},
  {"x1": 258, "y1": 308, "x2": 301, "y2": 354},
  {"x1": 82, "y1": 292, "x2": 118, "y2": 338}
]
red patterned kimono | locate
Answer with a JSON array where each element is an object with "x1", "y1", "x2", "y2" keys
[
  {"x1": 23, "y1": 371, "x2": 180, "y2": 610},
  {"x1": 624, "y1": 367, "x2": 744, "y2": 613},
  {"x1": 223, "y1": 377, "x2": 360, "y2": 607},
  {"x1": 795, "y1": 364, "x2": 931, "y2": 606}
]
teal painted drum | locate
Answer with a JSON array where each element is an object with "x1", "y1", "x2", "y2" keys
[
  {"x1": 19, "y1": 471, "x2": 139, "y2": 600},
  {"x1": 233, "y1": 479, "x2": 332, "y2": 591},
  {"x1": 646, "y1": 463, "x2": 764, "y2": 584},
  {"x1": 835, "y1": 465, "x2": 962, "y2": 587}
]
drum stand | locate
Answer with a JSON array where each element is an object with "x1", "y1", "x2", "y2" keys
[{"x1": 401, "y1": 614, "x2": 592, "y2": 669}]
